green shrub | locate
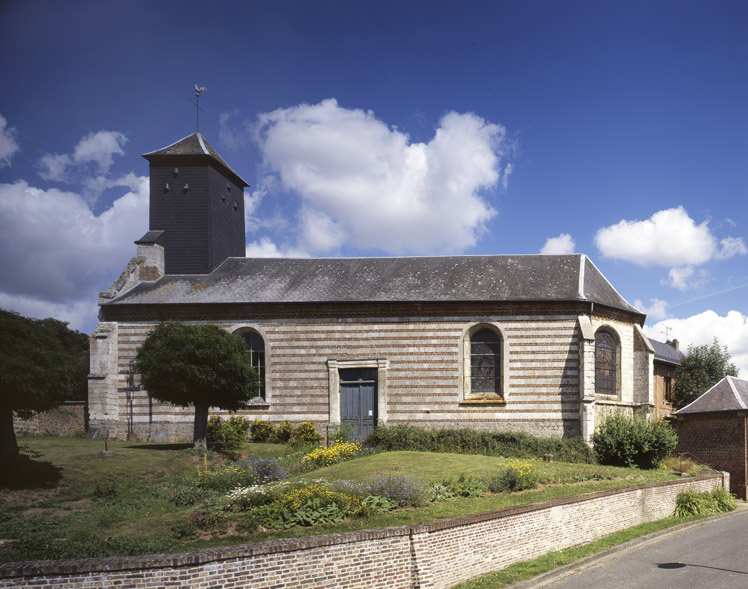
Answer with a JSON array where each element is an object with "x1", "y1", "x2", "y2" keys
[
  {"x1": 362, "y1": 494, "x2": 397, "y2": 514},
  {"x1": 235, "y1": 514, "x2": 259, "y2": 534},
  {"x1": 250, "y1": 419, "x2": 276, "y2": 442},
  {"x1": 592, "y1": 413, "x2": 677, "y2": 469},
  {"x1": 207, "y1": 415, "x2": 251, "y2": 456},
  {"x1": 442, "y1": 473, "x2": 487, "y2": 498},
  {"x1": 366, "y1": 425, "x2": 595, "y2": 463},
  {"x1": 712, "y1": 486, "x2": 737, "y2": 512},
  {"x1": 170, "y1": 519, "x2": 198, "y2": 540},
  {"x1": 326, "y1": 422, "x2": 357, "y2": 443},
  {"x1": 675, "y1": 487, "x2": 736, "y2": 517},
  {"x1": 293, "y1": 421, "x2": 322, "y2": 446}
]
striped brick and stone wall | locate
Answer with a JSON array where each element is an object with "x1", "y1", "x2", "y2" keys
[
  {"x1": 0, "y1": 473, "x2": 727, "y2": 589},
  {"x1": 89, "y1": 303, "x2": 653, "y2": 442}
]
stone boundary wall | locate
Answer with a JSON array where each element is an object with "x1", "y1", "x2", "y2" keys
[
  {"x1": 0, "y1": 473, "x2": 726, "y2": 589},
  {"x1": 13, "y1": 402, "x2": 86, "y2": 437}
]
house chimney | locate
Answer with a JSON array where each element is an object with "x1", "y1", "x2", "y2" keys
[{"x1": 667, "y1": 339, "x2": 680, "y2": 350}]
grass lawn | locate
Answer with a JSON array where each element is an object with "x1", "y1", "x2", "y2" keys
[{"x1": 0, "y1": 436, "x2": 696, "y2": 563}]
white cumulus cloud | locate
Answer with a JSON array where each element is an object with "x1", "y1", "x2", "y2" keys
[
  {"x1": 540, "y1": 233, "x2": 575, "y2": 255},
  {"x1": 254, "y1": 98, "x2": 510, "y2": 255},
  {"x1": 245, "y1": 237, "x2": 310, "y2": 258},
  {"x1": 716, "y1": 236, "x2": 748, "y2": 260},
  {"x1": 37, "y1": 130, "x2": 129, "y2": 202},
  {"x1": 634, "y1": 298, "x2": 671, "y2": 322},
  {"x1": 73, "y1": 130, "x2": 127, "y2": 173},
  {"x1": 595, "y1": 207, "x2": 746, "y2": 290},
  {"x1": 0, "y1": 176, "x2": 148, "y2": 332},
  {"x1": 644, "y1": 310, "x2": 748, "y2": 377},
  {"x1": 0, "y1": 114, "x2": 19, "y2": 167}
]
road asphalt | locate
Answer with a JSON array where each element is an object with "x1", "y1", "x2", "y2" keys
[{"x1": 509, "y1": 503, "x2": 748, "y2": 589}]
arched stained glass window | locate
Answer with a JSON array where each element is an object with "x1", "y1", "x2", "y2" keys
[
  {"x1": 595, "y1": 330, "x2": 617, "y2": 396},
  {"x1": 241, "y1": 330, "x2": 265, "y2": 399},
  {"x1": 470, "y1": 328, "x2": 502, "y2": 395}
]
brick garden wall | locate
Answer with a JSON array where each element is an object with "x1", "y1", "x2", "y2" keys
[
  {"x1": 675, "y1": 413, "x2": 747, "y2": 499},
  {"x1": 0, "y1": 473, "x2": 726, "y2": 589}
]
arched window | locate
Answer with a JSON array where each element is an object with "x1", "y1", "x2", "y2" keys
[
  {"x1": 241, "y1": 330, "x2": 266, "y2": 399},
  {"x1": 470, "y1": 328, "x2": 502, "y2": 397},
  {"x1": 595, "y1": 330, "x2": 617, "y2": 396}
]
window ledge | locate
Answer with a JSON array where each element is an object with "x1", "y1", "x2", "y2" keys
[
  {"x1": 460, "y1": 397, "x2": 506, "y2": 406},
  {"x1": 246, "y1": 396, "x2": 270, "y2": 409}
]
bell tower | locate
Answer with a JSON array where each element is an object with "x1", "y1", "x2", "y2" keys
[{"x1": 139, "y1": 132, "x2": 248, "y2": 275}]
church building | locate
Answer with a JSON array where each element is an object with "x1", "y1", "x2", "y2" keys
[{"x1": 88, "y1": 132, "x2": 656, "y2": 443}]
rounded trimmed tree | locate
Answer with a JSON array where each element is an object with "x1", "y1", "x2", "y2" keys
[{"x1": 135, "y1": 322, "x2": 259, "y2": 448}]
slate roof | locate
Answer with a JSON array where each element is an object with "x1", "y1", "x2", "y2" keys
[
  {"x1": 648, "y1": 338, "x2": 685, "y2": 365},
  {"x1": 142, "y1": 132, "x2": 248, "y2": 187},
  {"x1": 103, "y1": 253, "x2": 643, "y2": 318},
  {"x1": 675, "y1": 376, "x2": 748, "y2": 415}
]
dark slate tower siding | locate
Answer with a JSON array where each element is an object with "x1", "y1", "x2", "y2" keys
[{"x1": 143, "y1": 134, "x2": 247, "y2": 275}]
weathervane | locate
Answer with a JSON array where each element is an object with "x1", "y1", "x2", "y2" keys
[{"x1": 193, "y1": 84, "x2": 207, "y2": 132}]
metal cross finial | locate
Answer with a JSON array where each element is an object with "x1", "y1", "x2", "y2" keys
[{"x1": 193, "y1": 84, "x2": 207, "y2": 132}]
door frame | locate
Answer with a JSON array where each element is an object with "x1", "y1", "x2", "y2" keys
[{"x1": 327, "y1": 359, "x2": 389, "y2": 427}]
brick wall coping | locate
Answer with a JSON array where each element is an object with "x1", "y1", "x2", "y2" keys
[{"x1": 0, "y1": 472, "x2": 724, "y2": 580}]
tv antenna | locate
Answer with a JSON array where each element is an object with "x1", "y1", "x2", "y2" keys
[
  {"x1": 192, "y1": 84, "x2": 207, "y2": 132},
  {"x1": 663, "y1": 324, "x2": 672, "y2": 340}
]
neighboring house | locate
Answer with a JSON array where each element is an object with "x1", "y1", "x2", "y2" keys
[
  {"x1": 672, "y1": 376, "x2": 748, "y2": 499},
  {"x1": 648, "y1": 338, "x2": 685, "y2": 420},
  {"x1": 88, "y1": 132, "x2": 656, "y2": 443}
]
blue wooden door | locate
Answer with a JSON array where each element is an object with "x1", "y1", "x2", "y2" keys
[{"x1": 339, "y1": 368, "x2": 378, "y2": 440}]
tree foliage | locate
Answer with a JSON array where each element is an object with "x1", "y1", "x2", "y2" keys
[
  {"x1": 0, "y1": 309, "x2": 89, "y2": 465},
  {"x1": 135, "y1": 322, "x2": 258, "y2": 447},
  {"x1": 672, "y1": 337, "x2": 738, "y2": 409}
]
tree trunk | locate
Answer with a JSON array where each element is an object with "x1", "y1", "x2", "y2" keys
[
  {"x1": 193, "y1": 403, "x2": 209, "y2": 449},
  {"x1": 0, "y1": 406, "x2": 19, "y2": 467}
]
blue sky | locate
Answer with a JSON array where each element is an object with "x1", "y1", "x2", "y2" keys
[{"x1": 1, "y1": 0, "x2": 747, "y2": 371}]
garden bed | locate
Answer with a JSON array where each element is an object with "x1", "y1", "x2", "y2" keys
[{"x1": 0, "y1": 436, "x2": 701, "y2": 563}]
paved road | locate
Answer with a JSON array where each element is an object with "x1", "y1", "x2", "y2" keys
[{"x1": 526, "y1": 509, "x2": 748, "y2": 589}]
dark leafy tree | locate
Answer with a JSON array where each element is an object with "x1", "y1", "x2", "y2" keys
[
  {"x1": 135, "y1": 322, "x2": 259, "y2": 448},
  {"x1": 672, "y1": 337, "x2": 739, "y2": 409},
  {"x1": 0, "y1": 309, "x2": 89, "y2": 465}
]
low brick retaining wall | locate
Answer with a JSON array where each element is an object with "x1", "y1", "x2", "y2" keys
[{"x1": 0, "y1": 473, "x2": 728, "y2": 589}]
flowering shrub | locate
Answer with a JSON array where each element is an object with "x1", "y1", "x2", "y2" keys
[
  {"x1": 226, "y1": 480, "x2": 291, "y2": 509},
  {"x1": 486, "y1": 459, "x2": 539, "y2": 492},
  {"x1": 251, "y1": 484, "x2": 366, "y2": 529},
  {"x1": 337, "y1": 474, "x2": 428, "y2": 507},
  {"x1": 250, "y1": 419, "x2": 276, "y2": 442},
  {"x1": 293, "y1": 421, "x2": 322, "y2": 446},
  {"x1": 246, "y1": 457, "x2": 289, "y2": 484},
  {"x1": 276, "y1": 420, "x2": 294, "y2": 443},
  {"x1": 171, "y1": 457, "x2": 287, "y2": 505},
  {"x1": 303, "y1": 440, "x2": 362, "y2": 468}
]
